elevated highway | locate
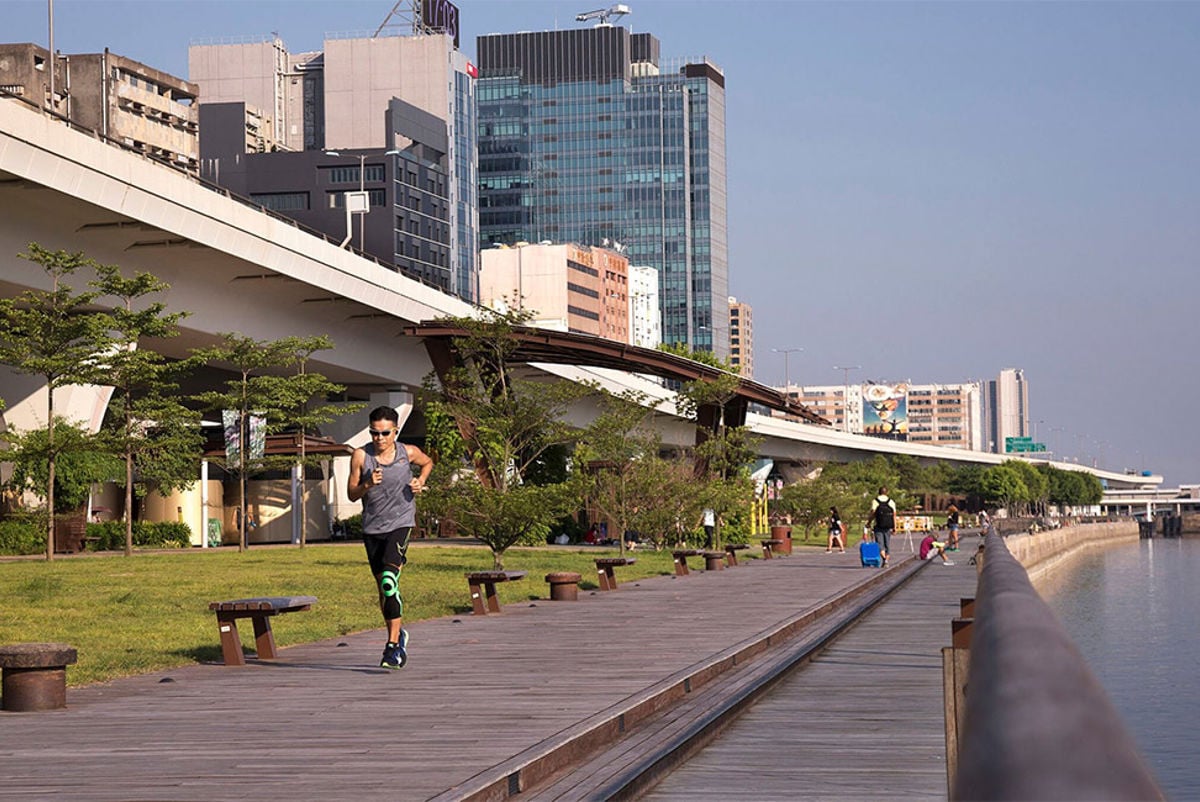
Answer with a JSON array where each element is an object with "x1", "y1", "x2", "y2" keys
[{"x1": 0, "y1": 97, "x2": 1160, "y2": 498}]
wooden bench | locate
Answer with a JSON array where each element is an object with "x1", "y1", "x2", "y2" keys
[
  {"x1": 208, "y1": 596, "x2": 317, "y2": 666},
  {"x1": 760, "y1": 539, "x2": 785, "y2": 559},
  {"x1": 672, "y1": 549, "x2": 703, "y2": 576},
  {"x1": 0, "y1": 643, "x2": 77, "y2": 712},
  {"x1": 545, "y1": 571, "x2": 582, "y2": 601},
  {"x1": 724, "y1": 543, "x2": 750, "y2": 567},
  {"x1": 703, "y1": 551, "x2": 727, "y2": 571},
  {"x1": 594, "y1": 557, "x2": 636, "y2": 591},
  {"x1": 466, "y1": 570, "x2": 528, "y2": 615}
]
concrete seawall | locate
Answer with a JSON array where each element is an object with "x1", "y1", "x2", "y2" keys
[{"x1": 1004, "y1": 520, "x2": 1139, "y2": 582}]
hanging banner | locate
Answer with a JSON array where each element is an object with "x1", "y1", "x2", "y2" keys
[{"x1": 223, "y1": 410, "x2": 267, "y2": 463}]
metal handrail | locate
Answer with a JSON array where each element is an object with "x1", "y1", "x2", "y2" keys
[{"x1": 953, "y1": 529, "x2": 1162, "y2": 800}]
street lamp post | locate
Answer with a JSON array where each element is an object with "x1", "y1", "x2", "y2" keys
[
  {"x1": 771, "y1": 347, "x2": 803, "y2": 395},
  {"x1": 832, "y1": 365, "x2": 861, "y2": 433},
  {"x1": 324, "y1": 149, "x2": 399, "y2": 251}
]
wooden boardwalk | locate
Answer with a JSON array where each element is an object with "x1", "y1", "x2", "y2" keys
[
  {"x1": 643, "y1": 540, "x2": 980, "y2": 801},
  {"x1": 0, "y1": 545, "x2": 973, "y2": 802}
]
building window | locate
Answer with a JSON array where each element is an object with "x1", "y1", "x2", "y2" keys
[
  {"x1": 251, "y1": 192, "x2": 309, "y2": 211},
  {"x1": 327, "y1": 189, "x2": 386, "y2": 208}
]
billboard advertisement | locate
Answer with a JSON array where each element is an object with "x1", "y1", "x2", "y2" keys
[
  {"x1": 862, "y1": 383, "x2": 908, "y2": 439},
  {"x1": 422, "y1": 0, "x2": 460, "y2": 49}
]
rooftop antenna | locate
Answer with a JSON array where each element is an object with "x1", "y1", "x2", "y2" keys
[
  {"x1": 374, "y1": 0, "x2": 438, "y2": 38},
  {"x1": 575, "y1": 4, "x2": 631, "y2": 27}
]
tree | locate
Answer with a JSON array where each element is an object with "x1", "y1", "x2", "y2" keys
[
  {"x1": 420, "y1": 309, "x2": 594, "y2": 568},
  {"x1": 979, "y1": 463, "x2": 1028, "y2": 512},
  {"x1": 1006, "y1": 459, "x2": 1049, "y2": 516},
  {"x1": 279, "y1": 335, "x2": 363, "y2": 547},
  {"x1": 575, "y1": 389, "x2": 666, "y2": 556},
  {"x1": 623, "y1": 454, "x2": 703, "y2": 550},
  {"x1": 5, "y1": 418, "x2": 122, "y2": 515},
  {"x1": 1044, "y1": 465, "x2": 1103, "y2": 509},
  {"x1": 89, "y1": 264, "x2": 202, "y2": 555},
  {"x1": 193, "y1": 333, "x2": 352, "y2": 551},
  {"x1": 779, "y1": 455, "x2": 903, "y2": 540},
  {"x1": 0, "y1": 244, "x2": 109, "y2": 559},
  {"x1": 674, "y1": 360, "x2": 760, "y2": 549}
]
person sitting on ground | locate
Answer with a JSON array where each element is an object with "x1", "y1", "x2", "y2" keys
[
  {"x1": 826, "y1": 506, "x2": 846, "y2": 553},
  {"x1": 919, "y1": 533, "x2": 953, "y2": 565}
]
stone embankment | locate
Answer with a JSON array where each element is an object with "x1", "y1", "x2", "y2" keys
[{"x1": 1003, "y1": 520, "x2": 1138, "y2": 580}]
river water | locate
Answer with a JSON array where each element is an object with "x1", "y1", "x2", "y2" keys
[{"x1": 1036, "y1": 537, "x2": 1199, "y2": 799}]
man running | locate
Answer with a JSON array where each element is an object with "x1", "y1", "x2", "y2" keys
[{"x1": 348, "y1": 406, "x2": 433, "y2": 669}]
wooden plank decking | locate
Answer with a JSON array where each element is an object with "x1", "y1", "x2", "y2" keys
[
  {"x1": 643, "y1": 541, "x2": 980, "y2": 801},
  {"x1": 0, "y1": 545, "x2": 975, "y2": 801}
]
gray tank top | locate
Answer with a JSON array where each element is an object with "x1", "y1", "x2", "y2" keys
[{"x1": 361, "y1": 442, "x2": 415, "y2": 534}]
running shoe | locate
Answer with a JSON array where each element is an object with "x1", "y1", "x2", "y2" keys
[
  {"x1": 397, "y1": 628, "x2": 409, "y2": 666},
  {"x1": 380, "y1": 632, "x2": 409, "y2": 670}
]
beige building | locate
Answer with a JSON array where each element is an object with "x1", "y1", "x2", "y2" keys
[
  {"x1": 0, "y1": 44, "x2": 198, "y2": 172},
  {"x1": 480, "y1": 242, "x2": 629, "y2": 341},
  {"x1": 906, "y1": 383, "x2": 983, "y2": 450},
  {"x1": 729, "y1": 296, "x2": 753, "y2": 378},
  {"x1": 189, "y1": 32, "x2": 466, "y2": 154},
  {"x1": 787, "y1": 384, "x2": 864, "y2": 431}
]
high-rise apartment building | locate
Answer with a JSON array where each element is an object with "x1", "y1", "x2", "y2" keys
[
  {"x1": 476, "y1": 24, "x2": 728, "y2": 357},
  {"x1": 728, "y1": 297, "x2": 752, "y2": 378},
  {"x1": 189, "y1": 9, "x2": 479, "y2": 301},
  {"x1": 984, "y1": 368, "x2": 1030, "y2": 453}
]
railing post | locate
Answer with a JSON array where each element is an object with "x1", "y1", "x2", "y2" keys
[{"x1": 943, "y1": 598, "x2": 973, "y2": 795}]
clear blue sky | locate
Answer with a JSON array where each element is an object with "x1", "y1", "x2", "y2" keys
[{"x1": 8, "y1": 0, "x2": 1200, "y2": 485}]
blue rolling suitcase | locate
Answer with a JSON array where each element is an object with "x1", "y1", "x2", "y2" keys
[{"x1": 859, "y1": 540, "x2": 883, "y2": 568}]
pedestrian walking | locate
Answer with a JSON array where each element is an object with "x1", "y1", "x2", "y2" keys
[{"x1": 867, "y1": 486, "x2": 897, "y2": 566}]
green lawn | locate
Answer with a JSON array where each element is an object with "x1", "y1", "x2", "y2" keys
[{"x1": 0, "y1": 542, "x2": 682, "y2": 686}]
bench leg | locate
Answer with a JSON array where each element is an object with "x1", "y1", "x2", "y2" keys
[
  {"x1": 597, "y1": 568, "x2": 612, "y2": 591},
  {"x1": 468, "y1": 580, "x2": 488, "y2": 615},
  {"x1": 725, "y1": 552, "x2": 738, "y2": 567},
  {"x1": 762, "y1": 545, "x2": 773, "y2": 560},
  {"x1": 216, "y1": 613, "x2": 246, "y2": 666},
  {"x1": 599, "y1": 567, "x2": 618, "y2": 591},
  {"x1": 251, "y1": 614, "x2": 278, "y2": 659},
  {"x1": 483, "y1": 581, "x2": 502, "y2": 613},
  {"x1": 674, "y1": 557, "x2": 689, "y2": 576},
  {"x1": 1, "y1": 666, "x2": 68, "y2": 711}
]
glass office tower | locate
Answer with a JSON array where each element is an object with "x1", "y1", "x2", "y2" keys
[{"x1": 477, "y1": 27, "x2": 728, "y2": 356}]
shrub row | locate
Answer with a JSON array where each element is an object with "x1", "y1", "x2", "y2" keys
[
  {"x1": 87, "y1": 521, "x2": 192, "y2": 550},
  {"x1": 0, "y1": 519, "x2": 192, "y2": 555},
  {"x1": 0, "y1": 518, "x2": 44, "y2": 555}
]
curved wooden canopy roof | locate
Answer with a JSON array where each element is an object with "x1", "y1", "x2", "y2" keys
[{"x1": 403, "y1": 322, "x2": 829, "y2": 426}]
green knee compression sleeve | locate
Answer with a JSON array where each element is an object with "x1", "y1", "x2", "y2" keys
[{"x1": 379, "y1": 567, "x2": 403, "y2": 619}]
